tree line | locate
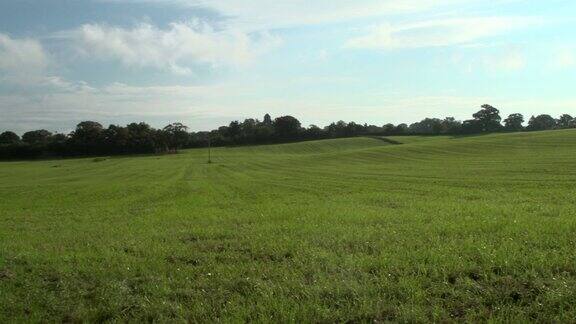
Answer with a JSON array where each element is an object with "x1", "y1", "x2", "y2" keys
[{"x1": 1, "y1": 105, "x2": 574, "y2": 159}]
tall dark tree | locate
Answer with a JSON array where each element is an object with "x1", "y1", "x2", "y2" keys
[
  {"x1": 103, "y1": 125, "x2": 130, "y2": 153},
  {"x1": 0, "y1": 131, "x2": 20, "y2": 145},
  {"x1": 126, "y1": 122, "x2": 157, "y2": 153},
  {"x1": 326, "y1": 121, "x2": 348, "y2": 138},
  {"x1": 527, "y1": 115, "x2": 556, "y2": 131},
  {"x1": 382, "y1": 123, "x2": 396, "y2": 135},
  {"x1": 46, "y1": 133, "x2": 68, "y2": 155},
  {"x1": 345, "y1": 122, "x2": 365, "y2": 137},
  {"x1": 503, "y1": 113, "x2": 525, "y2": 131},
  {"x1": 557, "y1": 114, "x2": 574, "y2": 129},
  {"x1": 395, "y1": 124, "x2": 409, "y2": 135},
  {"x1": 253, "y1": 124, "x2": 274, "y2": 143},
  {"x1": 409, "y1": 118, "x2": 443, "y2": 135},
  {"x1": 440, "y1": 117, "x2": 462, "y2": 134},
  {"x1": 163, "y1": 123, "x2": 189, "y2": 152},
  {"x1": 69, "y1": 121, "x2": 105, "y2": 155},
  {"x1": 472, "y1": 104, "x2": 502, "y2": 132},
  {"x1": 239, "y1": 119, "x2": 259, "y2": 143},
  {"x1": 227, "y1": 121, "x2": 241, "y2": 139},
  {"x1": 22, "y1": 130, "x2": 53, "y2": 145},
  {"x1": 263, "y1": 114, "x2": 272, "y2": 126},
  {"x1": 274, "y1": 116, "x2": 301, "y2": 140},
  {"x1": 71, "y1": 121, "x2": 104, "y2": 143}
]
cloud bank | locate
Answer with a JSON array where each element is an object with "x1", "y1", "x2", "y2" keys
[
  {"x1": 346, "y1": 17, "x2": 538, "y2": 50},
  {"x1": 0, "y1": 32, "x2": 49, "y2": 83},
  {"x1": 66, "y1": 21, "x2": 281, "y2": 74}
]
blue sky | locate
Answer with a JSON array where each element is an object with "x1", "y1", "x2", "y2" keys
[{"x1": 1, "y1": 0, "x2": 575, "y2": 133}]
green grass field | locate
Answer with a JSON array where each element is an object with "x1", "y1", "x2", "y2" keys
[{"x1": 1, "y1": 130, "x2": 576, "y2": 322}]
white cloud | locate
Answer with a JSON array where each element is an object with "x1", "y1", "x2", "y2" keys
[
  {"x1": 0, "y1": 32, "x2": 49, "y2": 83},
  {"x1": 100, "y1": 0, "x2": 477, "y2": 31},
  {"x1": 0, "y1": 33, "x2": 92, "y2": 91},
  {"x1": 195, "y1": 0, "x2": 458, "y2": 31},
  {"x1": 346, "y1": 17, "x2": 537, "y2": 50},
  {"x1": 0, "y1": 79, "x2": 258, "y2": 133},
  {"x1": 450, "y1": 46, "x2": 527, "y2": 72},
  {"x1": 66, "y1": 21, "x2": 281, "y2": 74}
]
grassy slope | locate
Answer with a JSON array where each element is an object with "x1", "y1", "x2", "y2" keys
[{"x1": 1, "y1": 131, "x2": 576, "y2": 322}]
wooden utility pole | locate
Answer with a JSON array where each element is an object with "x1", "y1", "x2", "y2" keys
[{"x1": 207, "y1": 136, "x2": 212, "y2": 164}]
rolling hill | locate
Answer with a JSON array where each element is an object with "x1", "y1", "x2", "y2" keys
[{"x1": 1, "y1": 130, "x2": 576, "y2": 322}]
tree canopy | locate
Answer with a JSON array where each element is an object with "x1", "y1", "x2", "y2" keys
[
  {"x1": 1, "y1": 105, "x2": 575, "y2": 160},
  {"x1": 527, "y1": 115, "x2": 556, "y2": 131},
  {"x1": 0, "y1": 131, "x2": 20, "y2": 145},
  {"x1": 472, "y1": 104, "x2": 503, "y2": 132},
  {"x1": 504, "y1": 113, "x2": 525, "y2": 131}
]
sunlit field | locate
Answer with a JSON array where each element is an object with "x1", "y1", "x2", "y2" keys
[{"x1": 1, "y1": 130, "x2": 576, "y2": 322}]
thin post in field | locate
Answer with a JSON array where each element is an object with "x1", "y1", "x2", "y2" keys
[{"x1": 207, "y1": 136, "x2": 212, "y2": 164}]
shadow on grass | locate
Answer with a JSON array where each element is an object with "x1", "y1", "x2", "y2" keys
[{"x1": 369, "y1": 137, "x2": 404, "y2": 145}]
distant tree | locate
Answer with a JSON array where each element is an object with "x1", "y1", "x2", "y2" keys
[
  {"x1": 69, "y1": 121, "x2": 105, "y2": 155},
  {"x1": 126, "y1": 122, "x2": 157, "y2": 153},
  {"x1": 0, "y1": 131, "x2": 20, "y2": 145},
  {"x1": 557, "y1": 114, "x2": 574, "y2": 129},
  {"x1": 217, "y1": 126, "x2": 230, "y2": 141},
  {"x1": 345, "y1": 122, "x2": 365, "y2": 137},
  {"x1": 395, "y1": 123, "x2": 409, "y2": 135},
  {"x1": 409, "y1": 118, "x2": 443, "y2": 135},
  {"x1": 382, "y1": 123, "x2": 396, "y2": 135},
  {"x1": 363, "y1": 124, "x2": 381, "y2": 135},
  {"x1": 22, "y1": 129, "x2": 53, "y2": 145},
  {"x1": 237, "y1": 119, "x2": 259, "y2": 144},
  {"x1": 503, "y1": 113, "x2": 525, "y2": 131},
  {"x1": 46, "y1": 133, "x2": 68, "y2": 155},
  {"x1": 189, "y1": 131, "x2": 213, "y2": 147},
  {"x1": 326, "y1": 121, "x2": 347, "y2": 138},
  {"x1": 461, "y1": 119, "x2": 482, "y2": 134},
  {"x1": 274, "y1": 116, "x2": 301, "y2": 140},
  {"x1": 49, "y1": 133, "x2": 67, "y2": 143},
  {"x1": 6, "y1": 104, "x2": 572, "y2": 160},
  {"x1": 71, "y1": 121, "x2": 103, "y2": 143},
  {"x1": 527, "y1": 115, "x2": 556, "y2": 131},
  {"x1": 472, "y1": 104, "x2": 502, "y2": 132},
  {"x1": 163, "y1": 123, "x2": 189, "y2": 152},
  {"x1": 263, "y1": 114, "x2": 272, "y2": 126},
  {"x1": 227, "y1": 121, "x2": 241, "y2": 139},
  {"x1": 440, "y1": 117, "x2": 462, "y2": 134},
  {"x1": 253, "y1": 124, "x2": 274, "y2": 143},
  {"x1": 304, "y1": 125, "x2": 323, "y2": 139},
  {"x1": 103, "y1": 125, "x2": 130, "y2": 153}
]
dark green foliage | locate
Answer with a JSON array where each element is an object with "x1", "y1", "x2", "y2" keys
[
  {"x1": 126, "y1": 122, "x2": 158, "y2": 153},
  {"x1": 504, "y1": 113, "x2": 525, "y2": 131},
  {"x1": 22, "y1": 129, "x2": 53, "y2": 145},
  {"x1": 1, "y1": 107, "x2": 574, "y2": 160},
  {"x1": 0, "y1": 131, "x2": 20, "y2": 145},
  {"x1": 409, "y1": 118, "x2": 443, "y2": 134},
  {"x1": 304, "y1": 124, "x2": 324, "y2": 139},
  {"x1": 527, "y1": 114, "x2": 556, "y2": 131},
  {"x1": 395, "y1": 123, "x2": 409, "y2": 134},
  {"x1": 472, "y1": 104, "x2": 503, "y2": 132},
  {"x1": 440, "y1": 117, "x2": 462, "y2": 134},
  {"x1": 408, "y1": 117, "x2": 461, "y2": 135},
  {"x1": 162, "y1": 123, "x2": 189, "y2": 152},
  {"x1": 273, "y1": 115, "x2": 302, "y2": 139},
  {"x1": 69, "y1": 121, "x2": 105, "y2": 155},
  {"x1": 557, "y1": 114, "x2": 574, "y2": 129}
]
